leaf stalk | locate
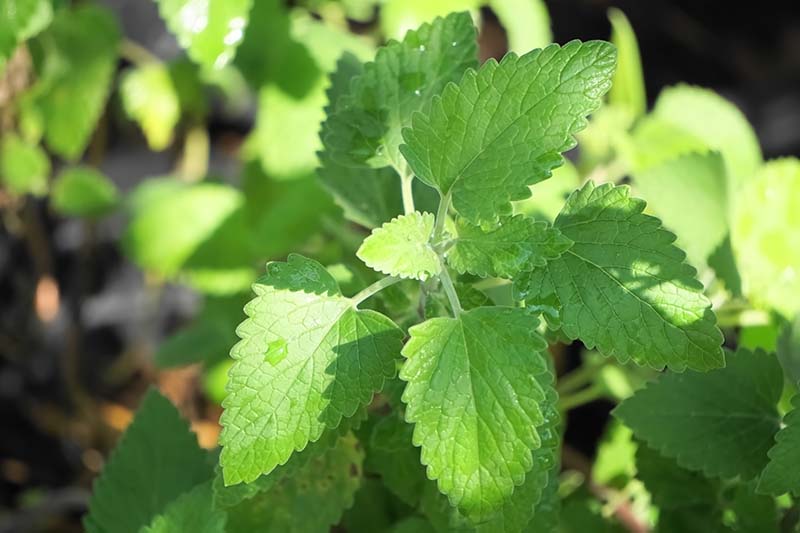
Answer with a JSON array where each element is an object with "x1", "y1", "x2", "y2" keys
[{"x1": 351, "y1": 276, "x2": 403, "y2": 306}]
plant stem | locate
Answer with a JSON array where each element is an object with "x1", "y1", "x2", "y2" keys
[
  {"x1": 394, "y1": 161, "x2": 416, "y2": 215},
  {"x1": 558, "y1": 384, "x2": 605, "y2": 411},
  {"x1": 433, "y1": 191, "x2": 450, "y2": 243},
  {"x1": 401, "y1": 174, "x2": 415, "y2": 215},
  {"x1": 178, "y1": 123, "x2": 209, "y2": 182},
  {"x1": 438, "y1": 256, "x2": 462, "y2": 317},
  {"x1": 557, "y1": 362, "x2": 603, "y2": 395},
  {"x1": 119, "y1": 39, "x2": 159, "y2": 66},
  {"x1": 351, "y1": 276, "x2": 403, "y2": 306}
]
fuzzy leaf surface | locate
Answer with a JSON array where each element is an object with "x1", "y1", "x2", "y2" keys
[
  {"x1": 514, "y1": 181, "x2": 724, "y2": 371},
  {"x1": 357, "y1": 212, "x2": 440, "y2": 280},
  {"x1": 219, "y1": 256, "x2": 402, "y2": 485},
  {"x1": 400, "y1": 306, "x2": 552, "y2": 522},
  {"x1": 401, "y1": 40, "x2": 615, "y2": 222},
  {"x1": 614, "y1": 349, "x2": 783, "y2": 480},
  {"x1": 323, "y1": 11, "x2": 477, "y2": 169},
  {"x1": 448, "y1": 214, "x2": 572, "y2": 278},
  {"x1": 225, "y1": 433, "x2": 364, "y2": 533}
]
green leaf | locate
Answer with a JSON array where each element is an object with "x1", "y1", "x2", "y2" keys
[
  {"x1": 524, "y1": 461, "x2": 561, "y2": 533},
  {"x1": 448, "y1": 214, "x2": 572, "y2": 278},
  {"x1": 257, "y1": 253, "x2": 340, "y2": 295},
  {"x1": 242, "y1": 163, "x2": 337, "y2": 258},
  {"x1": 51, "y1": 166, "x2": 119, "y2": 218},
  {"x1": 513, "y1": 158, "x2": 580, "y2": 223},
  {"x1": 31, "y1": 5, "x2": 119, "y2": 160},
  {"x1": 592, "y1": 421, "x2": 637, "y2": 487},
  {"x1": 607, "y1": 8, "x2": 646, "y2": 119},
  {"x1": 390, "y1": 517, "x2": 437, "y2": 533},
  {"x1": 317, "y1": 53, "x2": 403, "y2": 228},
  {"x1": 614, "y1": 348, "x2": 783, "y2": 480},
  {"x1": 219, "y1": 256, "x2": 403, "y2": 485},
  {"x1": 650, "y1": 84, "x2": 762, "y2": 189},
  {"x1": 232, "y1": 0, "x2": 317, "y2": 92},
  {"x1": 84, "y1": 389, "x2": 213, "y2": 533},
  {"x1": 635, "y1": 443, "x2": 719, "y2": 509},
  {"x1": 633, "y1": 151, "x2": 728, "y2": 269},
  {"x1": 626, "y1": 115, "x2": 709, "y2": 173},
  {"x1": 778, "y1": 314, "x2": 800, "y2": 387},
  {"x1": 120, "y1": 63, "x2": 180, "y2": 151},
  {"x1": 0, "y1": 0, "x2": 52, "y2": 71},
  {"x1": 657, "y1": 506, "x2": 728, "y2": 533},
  {"x1": 324, "y1": 11, "x2": 478, "y2": 170},
  {"x1": 248, "y1": 81, "x2": 327, "y2": 179},
  {"x1": 560, "y1": 490, "x2": 626, "y2": 533},
  {"x1": 340, "y1": 479, "x2": 395, "y2": 533},
  {"x1": 401, "y1": 40, "x2": 615, "y2": 223},
  {"x1": 155, "y1": 0, "x2": 251, "y2": 70},
  {"x1": 244, "y1": 11, "x2": 373, "y2": 179},
  {"x1": 123, "y1": 178, "x2": 246, "y2": 278},
  {"x1": 400, "y1": 306, "x2": 552, "y2": 522},
  {"x1": 418, "y1": 367, "x2": 561, "y2": 532},
  {"x1": 123, "y1": 176, "x2": 256, "y2": 295},
  {"x1": 366, "y1": 413, "x2": 426, "y2": 506},
  {"x1": 317, "y1": 53, "x2": 439, "y2": 228},
  {"x1": 758, "y1": 394, "x2": 800, "y2": 496},
  {"x1": 0, "y1": 133, "x2": 49, "y2": 196},
  {"x1": 214, "y1": 407, "x2": 367, "y2": 509},
  {"x1": 225, "y1": 433, "x2": 364, "y2": 533},
  {"x1": 140, "y1": 482, "x2": 226, "y2": 533},
  {"x1": 489, "y1": 0, "x2": 551, "y2": 54},
  {"x1": 729, "y1": 483, "x2": 779, "y2": 533},
  {"x1": 156, "y1": 295, "x2": 246, "y2": 368},
  {"x1": 357, "y1": 211, "x2": 440, "y2": 280},
  {"x1": 514, "y1": 181, "x2": 724, "y2": 371},
  {"x1": 731, "y1": 157, "x2": 800, "y2": 318},
  {"x1": 475, "y1": 368, "x2": 560, "y2": 532}
]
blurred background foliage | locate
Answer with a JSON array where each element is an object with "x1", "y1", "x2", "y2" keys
[{"x1": 1, "y1": 0, "x2": 799, "y2": 531}]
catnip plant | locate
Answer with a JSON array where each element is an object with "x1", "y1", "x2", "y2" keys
[{"x1": 68, "y1": 7, "x2": 800, "y2": 533}]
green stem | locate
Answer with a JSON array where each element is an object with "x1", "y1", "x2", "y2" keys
[
  {"x1": 433, "y1": 191, "x2": 450, "y2": 244},
  {"x1": 557, "y1": 362, "x2": 603, "y2": 395},
  {"x1": 351, "y1": 276, "x2": 403, "y2": 306},
  {"x1": 438, "y1": 256, "x2": 462, "y2": 317},
  {"x1": 178, "y1": 123, "x2": 209, "y2": 182},
  {"x1": 558, "y1": 384, "x2": 605, "y2": 411},
  {"x1": 119, "y1": 39, "x2": 159, "y2": 66},
  {"x1": 393, "y1": 160, "x2": 416, "y2": 215},
  {"x1": 401, "y1": 174, "x2": 415, "y2": 215}
]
